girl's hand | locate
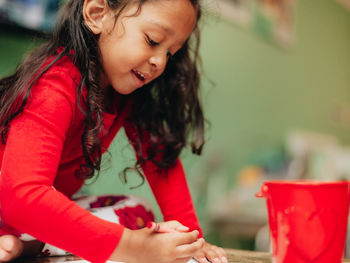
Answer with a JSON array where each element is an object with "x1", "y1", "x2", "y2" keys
[
  {"x1": 147, "y1": 220, "x2": 190, "y2": 233},
  {"x1": 194, "y1": 241, "x2": 228, "y2": 263},
  {"x1": 147, "y1": 221, "x2": 228, "y2": 263},
  {"x1": 110, "y1": 227, "x2": 205, "y2": 263}
]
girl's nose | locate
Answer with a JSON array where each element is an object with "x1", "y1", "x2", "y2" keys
[{"x1": 149, "y1": 52, "x2": 167, "y2": 71}]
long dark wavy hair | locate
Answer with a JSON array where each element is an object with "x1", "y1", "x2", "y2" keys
[{"x1": 0, "y1": 0, "x2": 204, "y2": 180}]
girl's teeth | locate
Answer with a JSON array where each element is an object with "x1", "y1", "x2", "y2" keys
[{"x1": 134, "y1": 70, "x2": 144, "y2": 80}]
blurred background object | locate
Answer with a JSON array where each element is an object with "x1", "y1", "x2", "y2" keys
[
  {"x1": 337, "y1": 0, "x2": 350, "y2": 11},
  {"x1": 208, "y1": 129, "x2": 350, "y2": 252},
  {"x1": 0, "y1": 0, "x2": 59, "y2": 32},
  {"x1": 1, "y1": 0, "x2": 350, "y2": 255},
  {"x1": 204, "y1": 0, "x2": 297, "y2": 47}
]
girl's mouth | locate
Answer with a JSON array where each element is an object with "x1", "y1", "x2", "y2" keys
[{"x1": 132, "y1": 69, "x2": 145, "y2": 82}]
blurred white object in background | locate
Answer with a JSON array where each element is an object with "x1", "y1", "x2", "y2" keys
[
  {"x1": 9, "y1": 0, "x2": 45, "y2": 29},
  {"x1": 286, "y1": 130, "x2": 350, "y2": 181},
  {"x1": 0, "y1": 0, "x2": 6, "y2": 8},
  {"x1": 285, "y1": 130, "x2": 339, "y2": 180},
  {"x1": 0, "y1": 0, "x2": 59, "y2": 31},
  {"x1": 309, "y1": 146, "x2": 350, "y2": 181}
]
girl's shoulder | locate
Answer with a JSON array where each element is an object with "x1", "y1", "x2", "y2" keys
[
  {"x1": 33, "y1": 50, "x2": 81, "y2": 93},
  {"x1": 28, "y1": 52, "x2": 82, "y2": 116},
  {"x1": 43, "y1": 50, "x2": 82, "y2": 88}
]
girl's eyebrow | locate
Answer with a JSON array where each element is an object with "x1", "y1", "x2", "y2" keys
[
  {"x1": 147, "y1": 19, "x2": 174, "y2": 35},
  {"x1": 146, "y1": 19, "x2": 188, "y2": 48}
]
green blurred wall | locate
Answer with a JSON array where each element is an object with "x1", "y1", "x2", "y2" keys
[
  {"x1": 1, "y1": 0, "x2": 350, "y2": 233},
  {"x1": 201, "y1": 0, "x2": 350, "y2": 154}
]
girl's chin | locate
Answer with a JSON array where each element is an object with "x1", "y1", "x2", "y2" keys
[{"x1": 110, "y1": 85, "x2": 138, "y2": 95}]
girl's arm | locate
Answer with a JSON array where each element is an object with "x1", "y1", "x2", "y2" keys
[
  {"x1": 124, "y1": 123, "x2": 202, "y2": 236},
  {"x1": 143, "y1": 159, "x2": 203, "y2": 236},
  {"x1": 124, "y1": 123, "x2": 228, "y2": 263},
  {"x1": 0, "y1": 64, "x2": 123, "y2": 263}
]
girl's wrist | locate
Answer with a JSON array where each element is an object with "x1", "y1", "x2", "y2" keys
[{"x1": 110, "y1": 228, "x2": 136, "y2": 262}]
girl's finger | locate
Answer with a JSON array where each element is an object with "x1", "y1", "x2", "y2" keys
[
  {"x1": 194, "y1": 256, "x2": 209, "y2": 263},
  {"x1": 174, "y1": 257, "x2": 192, "y2": 263},
  {"x1": 217, "y1": 247, "x2": 227, "y2": 260},
  {"x1": 210, "y1": 247, "x2": 227, "y2": 263},
  {"x1": 167, "y1": 220, "x2": 190, "y2": 232},
  {"x1": 146, "y1": 221, "x2": 178, "y2": 233},
  {"x1": 173, "y1": 230, "x2": 199, "y2": 245},
  {"x1": 175, "y1": 237, "x2": 204, "y2": 258},
  {"x1": 204, "y1": 246, "x2": 227, "y2": 263},
  {"x1": 147, "y1": 221, "x2": 190, "y2": 233}
]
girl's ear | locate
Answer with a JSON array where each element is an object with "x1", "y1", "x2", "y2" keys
[{"x1": 83, "y1": 0, "x2": 108, "y2": 34}]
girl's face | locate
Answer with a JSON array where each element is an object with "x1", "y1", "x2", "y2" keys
[{"x1": 98, "y1": 0, "x2": 197, "y2": 95}]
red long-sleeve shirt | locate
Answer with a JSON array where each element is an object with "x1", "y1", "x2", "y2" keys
[{"x1": 0, "y1": 54, "x2": 202, "y2": 263}]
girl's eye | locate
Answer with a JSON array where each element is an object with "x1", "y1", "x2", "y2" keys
[{"x1": 146, "y1": 35, "x2": 159, "y2": 47}]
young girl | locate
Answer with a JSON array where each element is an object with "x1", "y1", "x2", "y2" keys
[{"x1": 0, "y1": 0, "x2": 228, "y2": 263}]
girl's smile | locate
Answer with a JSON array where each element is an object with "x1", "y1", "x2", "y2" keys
[
  {"x1": 96, "y1": 0, "x2": 197, "y2": 94},
  {"x1": 131, "y1": 69, "x2": 148, "y2": 88}
]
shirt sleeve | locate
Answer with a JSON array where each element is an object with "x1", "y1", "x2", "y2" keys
[
  {"x1": 0, "y1": 68, "x2": 123, "y2": 263},
  {"x1": 124, "y1": 122, "x2": 203, "y2": 237}
]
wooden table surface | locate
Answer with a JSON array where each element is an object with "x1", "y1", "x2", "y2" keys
[{"x1": 14, "y1": 249, "x2": 350, "y2": 263}]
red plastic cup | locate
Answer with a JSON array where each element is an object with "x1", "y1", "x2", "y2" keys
[{"x1": 256, "y1": 181, "x2": 350, "y2": 263}]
